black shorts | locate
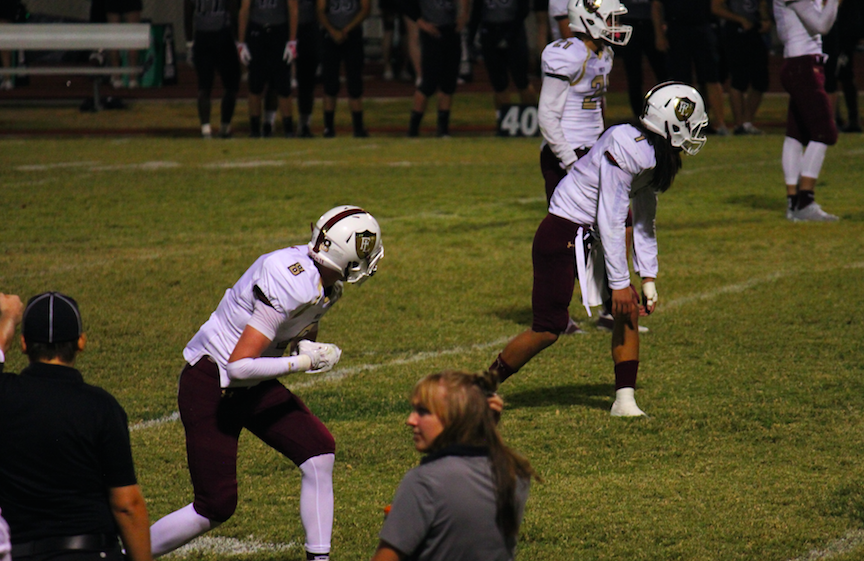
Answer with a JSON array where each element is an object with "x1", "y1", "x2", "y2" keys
[
  {"x1": 246, "y1": 22, "x2": 292, "y2": 96},
  {"x1": 320, "y1": 27, "x2": 364, "y2": 99},
  {"x1": 193, "y1": 28, "x2": 241, "y2": 93},
  {"x1": 723, "y1": 23, "x2": 768, "y2": 92},
  {"x1": 665, "y1": 22, "x2": 721, "y2": 84},
  {"x1": 479, "y1": 22, "x2": 531, "y2": 92},
  {"x1": 418, "y1": 26, "x2": 461, "y2": 97}
]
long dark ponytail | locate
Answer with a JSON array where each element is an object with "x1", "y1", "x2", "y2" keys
[{"x1": 634, "y1": 120, "x2": 682, "y2": 193}]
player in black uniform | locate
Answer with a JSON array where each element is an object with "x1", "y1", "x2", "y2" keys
[
  {"x1": 405, "y1": 0, "x2": 470, "y2": 137},
  {"x1": 317, "y1": 0, "x2": 371, "y2": 137},
  {"x1": 472, "y1": 0, "x2": 536, "y2": 125},
  {"x1": 238, "y1": 0, "x2": 299, "y2": 137},
  {"x1": 185, "y1": 0, "x2": 242, "y2": 138}
]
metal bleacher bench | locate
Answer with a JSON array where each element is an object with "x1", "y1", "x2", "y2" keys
[{"x1": 0, "y1": 23, "x2": 151, "y2": 109}]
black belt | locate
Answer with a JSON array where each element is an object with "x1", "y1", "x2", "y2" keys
[{"x1": 11, "y1": 534, "x2": 118, "y2": 558}]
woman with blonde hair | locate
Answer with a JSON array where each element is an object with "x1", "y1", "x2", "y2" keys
[{"x1": 371, "y1": 370, "x2": 538, "y2": 561}]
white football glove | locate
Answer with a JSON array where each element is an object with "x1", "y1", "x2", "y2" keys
[
  {"x1": 642, "y1": 281, "x2": 658, "y2": 314},
  {"x1": 283, "y1": 40, "x2": 298, "y2": 64},
  {"x1": 297, "y1": 340, "x2": 342, "y2": 373},
  {"x1": 236, "y1": 42, "x2": 252, "y2": 65}
]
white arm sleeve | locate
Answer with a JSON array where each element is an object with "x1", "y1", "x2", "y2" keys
[
  {"x1": 0, "y1": 348, "x2": 5, "y2": 365},
  {"x1": 539, "y1": 75, "x2": 578, "y2": 169},
  {"x1": 226, "y1": 354, "x2": 313, "y2": 387},
  {"x1": 789, "y1": 0, "x2": 839, "y2": 35},
  {"x1": 630, "y1": 187, "x2": 659, "y2": 279},
  {"x1": 596, "y1": 154, "x2": 634, "y2": 290}
]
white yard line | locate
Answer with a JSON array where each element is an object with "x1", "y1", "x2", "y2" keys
[
  {"x1": 787, "y1": 529, "x2": 864, "y2": 561},
  {"x1": 164, "y1": 535, "x2": 301, "y2": 557}
]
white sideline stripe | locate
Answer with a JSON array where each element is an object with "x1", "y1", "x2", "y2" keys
[
  {"x1": 203, "y1": 160, "x2": 286, "y2": 169},
  {"x1": 130, "y1": 411, "x2": 179, "y2": 432},
  {"x1": 664, "y1": 261, "x2": 864, "y2": 310},
  {"x1": 16, "y1": 161, "x2": 100, "y2": 171},
  {"x1": 787, "y1": 529, "x2": 864, "y2": 561},
  {"x1": 164, "y1": 535, "x2": 301, "y2": 557},
  {"x1": 90, "y1": 161, "x2": 181, "y2": 171}
]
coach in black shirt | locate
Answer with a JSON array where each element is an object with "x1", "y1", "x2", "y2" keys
[{"x1": 0, "y1": 292, "x2": 151, "y2": 561}]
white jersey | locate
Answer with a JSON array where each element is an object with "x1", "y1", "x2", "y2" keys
[
  {"x1": 550, "y1": 124, "x2": 659, "y2": 290},
  {"x1": 184, "y1": 245, "x2": 341, "y2": 388},
  {"x1": 539, "y1": 38, "x2": 614, "y2": 166},
  {"x1": 773, "y1": 0, "x2": 839, "y2": 58}
]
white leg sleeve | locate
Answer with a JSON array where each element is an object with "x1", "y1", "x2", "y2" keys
[
  {"x1": 800, "y1": 141, "x2": 829, "y2": 179},
  {"x1": 782, "y1": 136, "x2": 804, "y2": 186},
  {"x1": 150, "y1": 503, "x2": 221, "y2": 557},
  {"x1": 299, "y1": 453, "x2": 335, "y2": 555}
]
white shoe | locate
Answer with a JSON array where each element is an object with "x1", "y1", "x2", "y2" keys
[
  {"x1": 610, "y1": 388, "x2": 646, "y2": 417},
  {"x1": 790, "y1": 202, "x2": 839, "y2": 222},
  {"x1": 111, "y1": 78, "x2": 125, "y2": 89},
  {"x1": 742, "y1": 122, "x2": 763, "y2": 135}
]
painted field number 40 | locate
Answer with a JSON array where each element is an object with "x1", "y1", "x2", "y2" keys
[{"x1": 498, "y1": 105, "x2": 540, "y2": 137}]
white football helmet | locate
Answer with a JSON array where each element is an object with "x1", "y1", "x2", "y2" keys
[
  {"x1": 640, "y1": 82, "x2": 709, "y2": 156},
  {"x1": 568, "y1": 0, "x2": 632, "y2": 46},
  {"x1": 308, "y1": 205, "x2": 383, "y2": 285}
]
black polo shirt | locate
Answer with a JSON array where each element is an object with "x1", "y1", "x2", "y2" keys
[{"x1": 0, "y1": 361, "x2": 137, "y2": 542}]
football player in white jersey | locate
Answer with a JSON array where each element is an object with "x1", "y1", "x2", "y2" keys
[
  {"x1": 150, "y1": 206, "x2": 383, "y2": 561},
  {"x1": 538, "y1": 0, "x2": 632, "y2": 333},
  {"x1": 490, "y1": 82, "x2": 707, "y2": 417},
  {"x1": 774, "y1": 0, "x2": 840, "y2": 221}
]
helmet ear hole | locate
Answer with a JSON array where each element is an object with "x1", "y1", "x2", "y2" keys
[{"x1": 672, "y1": 124, "x2": 680, "y2": 132}]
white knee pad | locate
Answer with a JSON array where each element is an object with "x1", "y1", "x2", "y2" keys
[
  {"x1": 782, "y1": 136, "x2": 804, "y2": 186},
  {"x1": 299, "y1": 453, "x2": 335, "y2": 555},
  {"x1": 801, "y1": 141, "x2": 829, "y2": 180}
]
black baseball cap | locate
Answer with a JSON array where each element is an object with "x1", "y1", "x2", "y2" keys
[{"x1": 22, "y1": 292, "x2": 83, "y2": 344}]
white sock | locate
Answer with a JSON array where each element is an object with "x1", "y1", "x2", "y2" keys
[
  {"x1": 801, "y1": 141, "x2": 828, "y2": 180},
  {"x1": 611, "y1": 387, "x2": 646, "y2": 417},
  {"x1": 201, "y1": 123, "x2": 212, "y2": 137},
  {"x1": 150, "y1": 503, "x2": 220, "y2": 557},
  {"x1": 782, "y1": 137, "x2": 804, "y2": 186},
  {"x1": 299, "y1": 453, "x2": 334, "y2": 555}
]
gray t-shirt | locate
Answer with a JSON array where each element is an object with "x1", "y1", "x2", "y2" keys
[{"x1": 380, "y1": 450, "x2": 530, "y2": 561}]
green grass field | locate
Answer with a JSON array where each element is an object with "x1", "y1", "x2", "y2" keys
[{"x1": 1, "y1": 100, "x2": 863, "y2": 561}]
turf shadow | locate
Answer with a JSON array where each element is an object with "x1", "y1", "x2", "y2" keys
[{"x1": 503, "y1": 383, "x2": 614, "y2": 412}]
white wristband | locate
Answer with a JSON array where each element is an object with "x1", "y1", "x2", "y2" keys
[{"x1": 0, "y1": 348, "x2": 5, "y2": 365}]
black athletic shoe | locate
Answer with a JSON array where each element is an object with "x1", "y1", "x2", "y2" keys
[
  {"x1": 353, "y1": 128, "x2": 369, "y2": 138},
  {"x1": 262, "y1": 122, "x2": 273, "y2": 137},
  {"x1": 323, "y1": 128, "x2": 335, "y2": 138},
  {"x1": 299, "y1": 126, "x2": 314, "y2": 138}
]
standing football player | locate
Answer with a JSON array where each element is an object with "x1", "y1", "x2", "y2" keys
[
  {"x1": 237, "y1": 0, "x2": 299, "y2": 137},
  {"x1": 490, "y1": 82, "x2": 708, "y2": 417},
  {"x1": 185, "y1": 0, "x2": 241, "y2": 139},
  {"x1": 774, "y1": 0, "x2": 840, "y2": 221},
  {"x1": 150, "y1": 206, "x2": 383, "y2": 561},
  {"x1": 538, "y1": 0, "x2": 633, "y2": 333}
]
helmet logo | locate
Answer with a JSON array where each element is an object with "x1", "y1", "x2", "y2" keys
[
  {"x1": 674, "y1": 97, "x2": 695, "y2": 122},
  {"x1": 584, "y1": 0, "x2": 601, "y2": 13},
  {"x1": 355, "y1": 230, "x2": 377, "y2": 259}
]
